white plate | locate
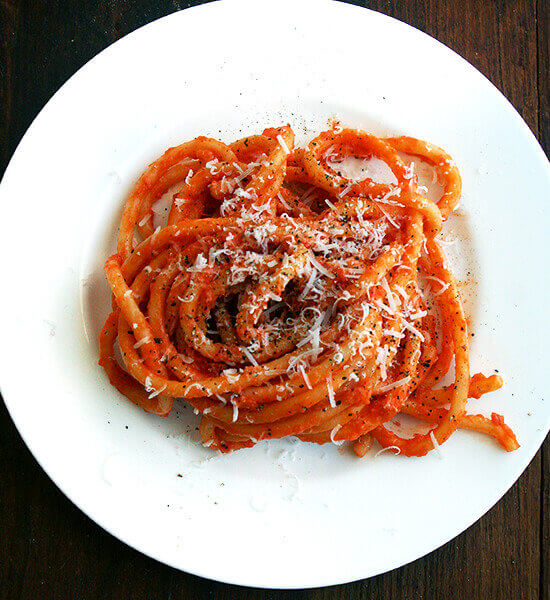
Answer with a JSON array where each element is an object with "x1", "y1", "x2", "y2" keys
[{"x1": 0, "y1": 0, "x2": 548, "y2": 589}]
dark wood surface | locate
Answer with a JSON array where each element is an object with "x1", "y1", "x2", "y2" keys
[{"x1": 0, "y1": 1, "x2": 548, "y2": 598}]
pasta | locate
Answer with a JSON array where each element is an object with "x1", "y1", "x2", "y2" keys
[{"x1": 99, "y1": 124, "x2": 519, "y2": 457}]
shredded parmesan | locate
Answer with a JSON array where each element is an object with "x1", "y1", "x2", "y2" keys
[
  {"x1": 402, "y1": 321, "x2": 425, "y2": 342},
  {"x1": 277, "y1": 134, "x2": 290, "y2": 154},
  {"x1": 426, "y1": 275, "x2": 450, "y2": 295},
  {"x1": 430, "y1": 430, "x2": 443, "y2": 459},
  {"x1": 374, "y1": 445, "x2": 401, "y2": 457},
  {"x1": 133, "y1": 336, "x2": 150, "y2": 349},
  {"x1": 338, "y1": 183, "x2": 353, "y2": 198},
  {"x1": 330, "y1": 425, "x2": 345, "y2": 446},
  {"x1": 187, "y1": 253, "x2": 208, "y2": 272},
  {"x1": 242, "y1": 347, "x2": 259, "y2": 367},
  {"x1": 378, "y1": 376, "x2": 411, "y2": 393},
  {"x1": 148, "y1": 384, "x2": 167, "y2": 399},
  {"x1": 298, "y1": 364, "x2": 312, "y2": 389},
  {"x1": 327, "y1": 375, "x2": 336, "y2": 407}
]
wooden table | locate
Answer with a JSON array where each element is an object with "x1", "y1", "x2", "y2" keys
[{"x1": 1, "y1": 1, "x2": 547, "y2": 598}]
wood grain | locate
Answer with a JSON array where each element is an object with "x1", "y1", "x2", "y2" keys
[{"x1": 0, "y1": 1, "x2": 547, "y2": 599}]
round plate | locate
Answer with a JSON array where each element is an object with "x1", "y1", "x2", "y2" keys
[{"x1": 0, "y1": 0, "x2": 548, "y2": 589}]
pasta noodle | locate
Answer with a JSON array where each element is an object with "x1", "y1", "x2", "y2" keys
[{"x1": 99, "y1": 124, "x2": 519, "y2": 457}]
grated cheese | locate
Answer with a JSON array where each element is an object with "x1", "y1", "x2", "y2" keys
[
  {"x1": 426, "y1": 275, "x2": 450, "y2": 296},
  {"x1": 243, "y1": 347, "x2": 259, "y2": 367},
  {"x1": 374, "y1": 445, "x2": 401, "y2": 457},
  {"x1": 327, "y1": 375, "x2": 336, "y2": 407},
  {"x1": 148, "y1": 383, "x2": 167, "y2": 399},
  {"x1": 298, "y1": 364, "x2": 312, "y2": 389},
  {"x1": 133, "y1": 336, "x2": 150, "y2": 349},
  {"x1": 378, "y1": 376, "x2": 411, "y2": 393},
  {"x1": 330, "y1": 425, "x2": 345, "y2": 446},
  {"x1": 402, "y1": 321, "x2": 425, "y2": 342},
  {"x1": 430, "y1": 430, "x2": 443, "y2": 459},
  {"x1": 277, "y1": 134, "x2": 290, "y2": 154},
  {"x1": 338, "y1": 183, "x2": 353, "y2": 198}
]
